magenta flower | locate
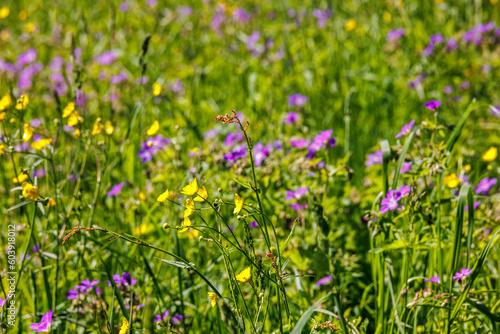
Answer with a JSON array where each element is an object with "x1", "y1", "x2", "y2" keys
[
  {"x1": 459, "y1": 81, "x2": 470, "y2": 90},
  {"x1": 380, "y1": 190, "x2": 402, "y2": 214},
  {"x1": 443, "y1": 86, "x2": 453, "y2": 94},
  {"x1": 232, "y1": 8, "x2": 250, "y2": 23},
  {"x1": 475, "y1": 177, "x2": 497, "y2": 195},
  {"x1": 224, "y1": 145, "x2": 247, "y2": 165},
  {"x1": 109, "y1": 71, "x2": 127, "y2": 84},
  {"x1": 108, "y1": 272, "x2": 137, "y2": 289},
  {"x1": 465, "y1": 201, "x2": 481, "y2": 211},
  {"x1": 395, "y1": 120, "x2": 415, "y2": 138},
  {"x1": 249, "y1": 221, "x2": 258, "y2": 228},
  {"x1": 288, "y1": 93, "x2": 309, "y2": 108},
  {"x1": 315, "y1": 274, "x2": 333, "y2": 287},
  {"x1": 290, "y1": 138, "x2": 310, "y2": 149},
  {"x1": 16, "y1": 49, "x2": 37, "y2": 68},
  {"x1": 399, "y1": 185, "x2": 411, "y2": 197},
  {"x1": 424, "y1": 100, "x2": 441, "y2": 110},
  {"x1": 306, "y1": 130, "x2": 336, "y2": 158},
  {"x1": 29, "y1": 310, "x2": 53, "y2": 333},
  {"x1": 253, "y1": 142, "x2": 273, "y2": 167},
  {"x1": 0, "y1": 295, "x2": 11, "y2": 308},
  {"x1": 424, "y1": 276, "x2": 440, "y2": 284},
  {"x1": 107, "y1": 182, "x2": 125, "y2": 197},
  {"x1": 366, "y1": 150, "x2": 383, "y2": 167},
  {"x1": 96, "y1": 51, "x2": 117, "y2": 65},
  {"x1": 387, "y1": 28, "x2": 405, "y2": 42},
  {"x1": 283, "y1": 111, "x2": 300, "y2": 125},
  {"x1": 224, "y1": 132, "x2": 244, "y2": 147},
  {"x1": 154, "y1": 310, "x2": 170, "y2": 323},
  {"x1": 447, "y1": 38, "x2": 458, "y2": 51},
  {"x1": 400, "y1": 162, "x2": 412, "y2": 174},
  {"x1": 312, "y1": 9, "x2": 331, "y2": 28},
  {"x1": 119, "y1": 2, "x2": 129, "y2": 12},
  {"x1": 178, "y1": 6, "x2": 193, "y2": 17},
  {"x1": 490, "y1": 106, "x2": 500, "y2": 118},
  {"x1": 453, "y1": 268, "x2": 473, "y2": 282},
  {"x1": 284, "y1": 187, "x2": 308, "y2": 201}
]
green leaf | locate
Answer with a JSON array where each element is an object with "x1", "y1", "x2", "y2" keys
[
  {"x1": 279, "y1": 218, "x2": 297, "y2": 253},
  {"x1": 233, "y1": 178, "x2": 252, "y2": 189},
  {"x1": 158, "y1": 258, "x2": 192, "y2": 269},
  {"x1": 291, "y1": 292, "x2": 332, "y2": 334}
]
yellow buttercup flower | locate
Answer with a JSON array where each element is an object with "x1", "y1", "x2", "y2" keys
[
  {"x1": 181, "y1": 178, "x2": 199, "y2": 196},
  {"x1": 62, "y1": 102, "x2": 75, "y2": 118},
  {"x1": 22, "y1": 182, "x2": 39, "y2": 201},
  {"x1": 233, "y1": 193, "x2": 243, "y2": 215},
  {"x1": 208, "y1": 292, "x2": 217, "y2": 307},
  {"x1": 0, "y1": 7, "x2": 10, "y2": 19},
  {"x1": 0, "y1": 94, "x2": 12, "y2": 110},
  {"x1": 74, "y1": 128, "x2": 81, "y2": 138},
  {"x1": 0, "y1": 144, "x2": 4, "y2": 154},
  {"x1": 444, "y1": 173, "x2": 461, "y2": 188},
  {"x1": 47, "y1": 198, "x2": 56, "y2": 207},
  {"x1": 463, "y1": 164, "x2": 471, "y2": 172},
  {"x1": 194, "y1": 186, "x2": 208, "y2": 202},
  {"x1": 383, "y1": 12, "x2": 392, "y2": 23},
  {"x1": 13, "y1": 172, "x2": 28, "y2": 183},
  {"x1": 23, "y1": 123, "x2": 33, "y2": 142},
  {"x1": 0, "y1": 112, "x2": 5, "y2": 121},
  {"x1": 186, "y1": 228, "x2": 199, "y2": 239},
  {"x1": 133, "y1": 223, "x2": 149, "y2": 235},
  {"x1": 105, "y1": 121, "x2": 114, "y2": 135},
  {"x1": 345, "y1": 19, "x2": 357, "y2": 32},
  {"x1": 157, "y1": 189, "x2": 170, "y2": 202},
  {"x1": 15, "y1": 94, "x2": 29, "y2": 110},
  {"x1": 179, "y1": 216, "x2": 192, "y2": 232},
  {"x1": 152, "y1": 82, "x2": 162, "y2": 96},
  {"x1": 185, "y1": 198, "x2": 195, "y2": 217},
  {"x1": 92, "y1": 117, "x2": 103, "y2": 135},
  {"x1": 25, "y1": 22, "x2": 36, "y2": 33},
  {"x1": 31, "y1": 138, "x2": 52, "y2": 150},
  {"x1": 67, "y1": 111, "x2": 79, "y2": 126},
  {"x1": 482, "y1": 147, "x2": 497, "y2": 162},
  {"x1": 235, "y1": 267, "x2": 251, "y2": 282},
  {"x1": 146, "y1": 120, "x2": 160, "y2": 136},
  {"x1": 138, "y1": 192, "x2": 146, "y2": 201},
  {"x1": 118, "y1": 318, "x2": 129, "y2": 334}
]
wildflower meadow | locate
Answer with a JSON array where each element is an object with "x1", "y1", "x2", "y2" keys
[{"x1": 1, "y1": 0, "x2": 500, "y2": 333}]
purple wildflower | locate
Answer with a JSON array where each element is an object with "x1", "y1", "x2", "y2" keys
[
  {"x1": 29, "y1": 310, "x2": 53, "y2": 333},
  {"x1": 387, "y1": 28, "x2": 405, "y2": 42},
  {"x1": 459, "y1": 81, "x2": 470, "y2": 90},
  {"x1": 119, "y1": 2, "x2": 129, "y2": 12},
  {"x1": 109, "y1": 71, "x2": 127, "y2": 84},
  {"x1": 465, "y1": 201, "x2": 481, "y2": 211},
  {"x1": 16, "y1": 49, "x2": 37, "y2": 68},
  {"x1": 312, "y1": 9, "x2": 331, "y2": 28},
  {"x1": 380, "y1": 190, "x2": 402, "y2": 214},
  {"x1": 400, "y1": 163, "x2": 412, "y2": 175},
  {"x1": 96, "y1": 51, "x2": 117, "y2": 65},
  {"x1": 315, "y1": 275, "x2": 333, "y2": 287},
  {"x1": 307, "y1": 129, "x2": 335, "y2": 158},
  {"x1": 447, "y1": 38, "x2": 458, "y2": 51},
  {"x1": 366, "y1": 150, "x2": 383, "y2": 167},
  {"x1": 489, "y1": 106, "x2": 500, "y2": 118},
  {"x1": 288, "y1": 93, "x2": 308, "y2": 108},
  {"x1": 154, "y1": 310, "x2": 170, "y2": 323},
  {"x1": 232, "y1": 8, "x2": 250, "y2": 23},
  {"x1": 224, "y1": 145, "x2": 247, "y2": 164},
  {"x1": 107, "y1": 182, "x2": 125, "y2": 197},
  {"x1": 171, "y1": 314, "x2": 185, "y2": 325},
  {"x1": 249, "y1": 221, "x2": 258, "y2": 228},
  {"x1": 443, "y1": 86, "x2": 454, "y2": 94},
  {"x1": 424, "y1": 276, "x2": 440, "y2": 284},
  {"x1": 475, "y1": 177, "x2": 497, "y2": 195},
  {"x1": 284, "y1": 187, "x2": 308, "y2": 201},
  {"x1": 453, "y1": 268, "x2": 473, "y2": 281},
  {"x1": 395, "y1": 120, "x2": 415, "y2": 138},
  {"x1": 178, "y1": 6, "x2": 193, "y2": 17},
  {"x1": 203, "y1": 129, "x2": 219, "y2": 139},
  {"x1": 290, "y1": 138, "x2": 310, "y2": 149},
  {"x1": 253, "y1": 142, "x2": 272, "y2": 167},
  {"x1": 399, "y1": 185, "x2": 411, "y2": 196},
  {"x1": 138, "y1": 135, "x2": 170, "y2": 163},
  {"x1": 424, "y1": 100, "x2": 441, "y2": 110},
  {"x1": 0, "y1": 295, "x2": 11, "y2": 308},
  {"x1": 224, "y1": 132, "x2": 244, "y2": 146}
]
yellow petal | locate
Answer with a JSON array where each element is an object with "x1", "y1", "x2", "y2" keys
[
  {"x1": 194, "y1": 186, "x2": 208, "y2": 202},
  {"x1": 181, "y1": 178, "x2": 198, "y2": 196},
  {"x1": 146, "y1": 120, "x2": 160, "y2": 136},
  {"x1": 444, "y1": 173, "x2": 461, "y2": 188},
  {"x1": 233, "y1": 193, "x2": 243, "y2": 215},
  {"x1": 62, "y1": 102, "x2": 75, "y2": 118},
  {"x1": 157, "y1": 189, "x2": 170, "y2": 202},
  {"x1": 179, "y1": 216, "x2": 192, "y2": 232},
  {"x1": 23, "y1": 123, "x2": 33, "y2": 142},
  {"x1": 345, "y1": 19, "x2": 357, "y2": 31},
  {"x1": 184, "y1": 198, "x2": 195, "y2": 217},
  {"x1": 105, "y1": 121, "x2": 114, "y2": 135},
  {"x1": 91, "y1": 118, "x2": 103, "y2": 135},
  {"x1": 482, "y1": 147, "x2": 497, "y2": 162},
  {"x1": 235, "y1": 267, "x2": 251, "y2": 282},
  {"x1": 0, "y1": 112, "x2": 5, "y2": 121},
  {"x1": 67, "y1": 111, "x2": 79, "y2": 126},
  {"x1": 118, "y1": 318, "x2": 129, "y2": 334},
  {"x1": 15, "y1": 94, "x2": 29, "y2": 110},
  {"x1": 152, "y1": 82, "x2": 162, "y2": 96},
  {"x1": 208, "y1": 292, "x2": 217, "y2": 307}
]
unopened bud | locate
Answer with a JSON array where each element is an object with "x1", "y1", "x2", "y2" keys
[{"x1": 163, "y1": 223, "x2": 169, "y2": 229}]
